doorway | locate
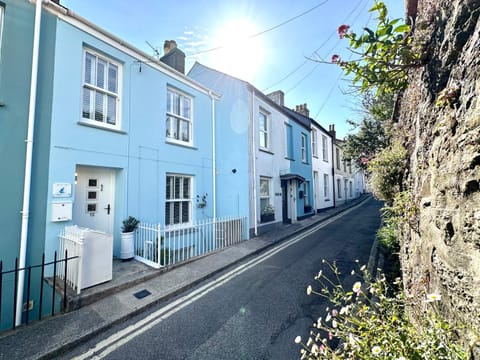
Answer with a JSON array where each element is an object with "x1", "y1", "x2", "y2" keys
[{"x1": 73, "y1": 166, "x2": 115, "y2": 234}]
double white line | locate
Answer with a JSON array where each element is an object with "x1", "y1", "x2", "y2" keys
[{"x1": 74, "y1": 206, "x2": 359, "y2": 359}]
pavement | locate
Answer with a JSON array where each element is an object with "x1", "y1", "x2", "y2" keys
[{"x1": 0, "y1": 195, "x2": 376, "y2": 360}]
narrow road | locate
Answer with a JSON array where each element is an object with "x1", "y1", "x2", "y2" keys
[{"x1": 61, "y1": 198, "x2": 382, "y2": 360}]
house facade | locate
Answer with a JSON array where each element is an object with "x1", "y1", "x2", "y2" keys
[
  {"x1": 188, "y1": 65, "x2": 315, "y2": 235},
  {"x1": 1, "y1": 0, "x2": 221, "y2": 329}
]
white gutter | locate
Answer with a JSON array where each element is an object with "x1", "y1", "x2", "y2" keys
[
  {"x1": 209, "y1": 91, "x2": 217, "y2": 220},
  {"x1": 17, "y1": 0, "x2": 43, "y2": 326},
  {"x1": 251, "y1": 88, "x2": 258, "y2": 236}
]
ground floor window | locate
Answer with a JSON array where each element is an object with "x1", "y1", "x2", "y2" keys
[
  {"x1": 337, "y1": 179, "x2": 342, "y2": 198},
  {"x1": 323, "y1": 174, "x2": 329, "y2": 198},
  {"x1": 165, "y1": 174, "x2": 192, "y2": 225},
  {"x1": 260, "y1": 177, "x2": 274, "y2": 222}
]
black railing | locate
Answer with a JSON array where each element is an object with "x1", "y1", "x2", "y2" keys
[{"x1": 0, "y1": 251, "x2": 78, "y2": 331}]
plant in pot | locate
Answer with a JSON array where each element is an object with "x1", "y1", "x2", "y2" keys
[
  {"x1": 120, "y1": 216, "x2": 139, "y2": 260},
  {"x1": 260, "y1": 204, "x2": 275, "y2": 223}
]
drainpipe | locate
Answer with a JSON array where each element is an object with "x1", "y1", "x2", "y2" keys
[
  {"x1": 251, "y1": 88, "x2": 257, "y2": 236},
  {"x1": 17, "y1": 0, "x2": 43, "y2": 326},
  {"x1": 209, "y1": 91, "x2": 216, "y2": 220}
]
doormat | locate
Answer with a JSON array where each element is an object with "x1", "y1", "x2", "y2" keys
[{"x1": 133, "y1": 289, "x2": 151, "y2": 299}]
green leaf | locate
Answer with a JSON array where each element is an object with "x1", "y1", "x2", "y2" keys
[{"x1": 394, "y1": 24, "x2": 411, "y2": 33}]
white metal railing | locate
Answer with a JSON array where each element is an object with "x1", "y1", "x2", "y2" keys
[
  {"x1": 58, "y1": 226, "x2": 84, "y2": 294},
  {"x1": 135, "y1": 216, "x2": 247, "y2": 269}
]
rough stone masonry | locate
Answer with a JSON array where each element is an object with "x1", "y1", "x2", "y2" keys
[{"x1": 398, "y1": 0, "x2": 480, "y2": 356}]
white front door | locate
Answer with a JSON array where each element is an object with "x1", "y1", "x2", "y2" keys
[{"x1": 73, "y1": 166, "x2": 115, "y2": 233}]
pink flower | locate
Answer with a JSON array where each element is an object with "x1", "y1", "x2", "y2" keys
[
  {"x1": 338, "y1": 24, "x2": 350, "y2": 38},
  {"x1": 331, "y1": 54, "x2": 341, "y2": 63},
  {"x1": 360, "y1": 156, "x2": 369, "y2": 164}
]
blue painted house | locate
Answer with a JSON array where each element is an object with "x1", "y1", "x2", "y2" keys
[
  {"x1": 188, "y1": 64, "x2": 314, "y2": 235},
  {"x1": 1, "y1": 0, "x2": 221, "y2": 329}
]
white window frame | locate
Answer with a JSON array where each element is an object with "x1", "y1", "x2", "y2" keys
[
  {"x1": 166, "y1": 87, "x2": 193, "y2": 146},
  {"x1": 311, "y1": 129, "x2": 318, "y2": 157},
  {"x1": 259, "y1": 110, "x2": 269, "y2": 150},
  {"x1": 301, "y1": 133, "x2": 307, "y2": 163},
  {"x1": 304, "y1": 181, "x2": 310, "y2": 207},
  {"x1": 336, "y1": 148, "x2": 341, "y2": 170},
  {"x1": 165, "y1": 174, "x2": 193, "y2": 226},
  {"x1": 323, "y1": 174, "x2": 329, "y2": 198},
  {"x1": 81, "y1": 49, "x2": 122, "y2": 129},
  {"x1": 285, "y1": 123, "x2": 293, "y2": 159},
  {"x1": 322, "y1": 135, "x2": 328, "y2": 162},
  {"x1": 259, "y1": 176, "x2": 272, "y2": 215}
]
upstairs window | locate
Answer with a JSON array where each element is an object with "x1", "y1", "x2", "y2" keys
[
  {"x1": 165, "y1": 174, "x2": 192, "y2": 225},
  {"x1": 322, "y1": 135, "x2": 328, "y2": 162},
  {"x1": 301, "y1": 133, "x2": 307, "y2": 163},
  {"x1": 259, "y1": 110, "x2": 269, "y2": 150},
  {"x1": 285, "y1": 124, "x2": 293, "y2": 159},
  {"x1": 311, "y1": 129, "x2": 318, "y2": 157},
  {"x1": 336, "y1": 148, "x2": 341, "y2": 170},
  {"x1": 82, "y1": 49, "x2": 121, "y2": 128},
  {"x1": 166, "y1": 88, "x2": 193, "y2": 145}
]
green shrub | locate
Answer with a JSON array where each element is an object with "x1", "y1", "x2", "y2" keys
[
  {"x1": 367, "y1": 141, "x2": 407, "y2": 204},
  {"x1": 297, "y1": 261, "x2": 468, "y2": 359}
]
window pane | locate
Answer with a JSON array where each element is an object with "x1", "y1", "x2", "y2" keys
[
  {"x1": 180, "y1": 119, "x2": 189, "y2": 142},
  {"x1": 95, "y1": 92, "x2": 104, "y2": 121},
  {"x1": 172, "y1": 92, "x2": 180, "y2": 115},
  {"x1": 181, "y1": 201, "x2": 189, "y2": 223},
  {"x1": 165, "y1": 202, "x2": 172, "y2": 224},
  {"x1": 107, "y1": 95, "x2": 116, "y2": 125},
  {"x1": 183, "y1": 177, "x2": 190, "y2": 198},
  {"x1": 167, "y1": 90, "x2": 172, "y2": 113},
  {"x1": 173, "y1": 202, "x2": 180, "y2": 223},
  {"x1": 260, "y1": 198, "x2": 269, "y2": 214},
  {"x1": 166, "y1": 176, "x2": 172, "y2": 199},
  {"x1": 84, "y1": 52, "x2": 95, "y2": 85},
  {"x1": 96, "y1": 58, "x2": 106, "y2": 89},
  {"x1": 260, "y1": 179, "x2": 269, "y2": 196},
  {"x1": 82, "y1": 88, "x2": 92, "y2": 119},
  {"x1": 259, "y1": 113, "x2": 266, "y2": 131},
  {"x1": 174, "y1": 177, "x2": 181, "y2": 198},
  {"x1": 108, "y1": 64, "x2": 118, "y2": 93},
  {"x1": 181, "y1": 96, "x2": 191, "y2": 119},
  {"x1": 166, "y1": 116, "x2": 172, "y2": 138}
]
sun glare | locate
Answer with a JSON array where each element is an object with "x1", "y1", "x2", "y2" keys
[{"x1": 208, "y1": 18, "x2": 264, "y2": 82}]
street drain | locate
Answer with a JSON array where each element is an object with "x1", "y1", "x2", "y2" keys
[{"x1": 133, "y1": 289, "x2": 151, "y2": 299}]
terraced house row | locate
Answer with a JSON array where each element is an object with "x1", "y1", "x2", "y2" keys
[{"x1": 0, "y1": 0, "x2": 365, "y2": 330}]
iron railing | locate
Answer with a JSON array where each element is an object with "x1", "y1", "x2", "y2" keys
[
  {"x1": 0, "y1": 251, "x2": 77, "y2": 331},
  {"x1": 135, "y1": 216, "x2": 247, "y2": 269}
]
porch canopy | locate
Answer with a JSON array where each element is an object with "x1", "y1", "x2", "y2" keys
[{"x1": 280, "y1": 173, "x2": 305, "y2": 183}]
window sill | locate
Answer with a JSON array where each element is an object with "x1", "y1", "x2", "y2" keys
[
  {"x1": 259, "y1": 148, "x2": 274, "y2": 155},
  {"x1": 78, "y1": 121, "x2": 126, "y2": 134},
  {"x1": 165, "y1": 139, "x2": 198, "y2": 150},
  {"x1": 285, "y1": 156, "x2": 295, "y2": 161},
  {"x1": 313, "y1": 154, "x2": 319, "y2": 159}
]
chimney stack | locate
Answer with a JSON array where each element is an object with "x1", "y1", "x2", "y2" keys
[
  {"x1": 160, "y1": 40, "x2": 186, "y2": 74},
  {"x1": 295, "y1": 103, "x2": 310, "y2": 117},
  {"x1": 267, "y1": 90, "x2": 285, "y2": 106},
  {"x1": 328, "y1": 124, "x2": 336, "y2": 141}
]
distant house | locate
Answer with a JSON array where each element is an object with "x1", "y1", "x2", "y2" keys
[
  {"x1": 281, "y1": 103, "x2": 335, "y2": 213},
  {"x1": 0, "y1": 0, "x2": 221, "y2": 329},
  {"x1": 189, "y1": 65, "x2": 317, "y2": 235}
]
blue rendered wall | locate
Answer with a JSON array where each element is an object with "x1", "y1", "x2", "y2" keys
[
  {"x1": 289, "y1": 120, "x2": 314, "y2": 219},
  {"x1": 45, "y1": 19, "x2": 215, "y2": 258},
  {"x1": 188, "y1": 63, "x2": 250, "y2": 229}
]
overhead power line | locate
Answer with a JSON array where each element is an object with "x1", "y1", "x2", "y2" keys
[
  {"x1": 187, "y1": 0, "x2": 329, "y2": 57},
  {"x1": 263, "y1": 0, "x2": 369, "y2": 93}
]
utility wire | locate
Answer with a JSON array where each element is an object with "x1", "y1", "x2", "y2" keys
[
  {"x1": 263, "y1": 0, "x2": 369, "y2": 92},
  {"x1": 187, "y1": 0, "x2": 329, "y2": 57}
]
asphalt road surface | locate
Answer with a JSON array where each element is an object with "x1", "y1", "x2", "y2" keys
[{"x1": 60, "y1": 198, "x2": 382, "y2": 360}]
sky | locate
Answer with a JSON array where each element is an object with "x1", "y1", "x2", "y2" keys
[{"x1": 61, "y1": 0, "x2": 405, "y2": 139}]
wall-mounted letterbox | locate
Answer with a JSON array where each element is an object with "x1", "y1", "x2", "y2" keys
[{"x1": 51, "y1": 202, "x2": 72, "y2": 222}]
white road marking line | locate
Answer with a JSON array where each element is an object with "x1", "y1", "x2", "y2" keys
[{"x1": 74, "y1": 204, "x2": 361, "y2": 359}]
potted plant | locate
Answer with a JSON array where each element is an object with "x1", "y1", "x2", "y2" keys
[
  {"x1": 120, "y1": 216, "x2": 139, "y2": 260},
  {"x1": 260, "y1": 204, "x2": 275, "y2": 223}
]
